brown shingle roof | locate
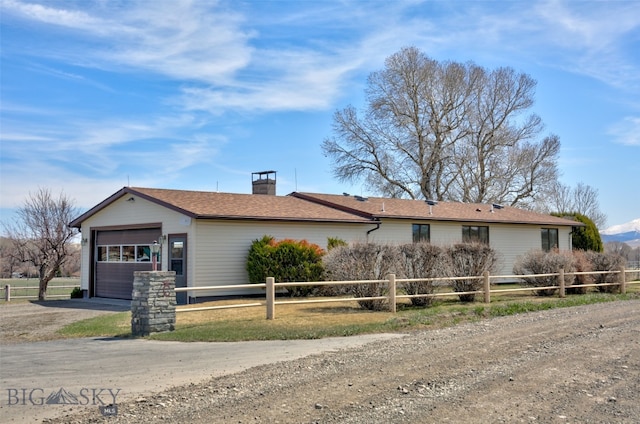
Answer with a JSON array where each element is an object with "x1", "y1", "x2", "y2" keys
[
  {"x1": 71, "y1": 186, "x2": 582, "y2": 228},
  {"x1": 291, "y1": 192, "x2": 582, "y2": 227},
  {"x1": 71, "y1": 187, "x2": 373, "y2": 227}
]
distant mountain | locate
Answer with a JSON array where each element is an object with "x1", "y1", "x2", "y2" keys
[{"x1": 601, "y1": 218, "x2": 640, "y2": 247}]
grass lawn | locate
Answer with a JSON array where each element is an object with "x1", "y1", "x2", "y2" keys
[{"x1": 57, "y1": 282, "x2": 640, "y2": 342}]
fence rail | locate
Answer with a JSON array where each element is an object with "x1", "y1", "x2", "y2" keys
[
  {"x1": 2, "y1": 284, "x2": 80, "y2": 301},
  {"x1": 176, "y1": 267, "x2": 639, "y2": 319}
]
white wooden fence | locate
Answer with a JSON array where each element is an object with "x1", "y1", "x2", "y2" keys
[
  {"x1": 3, "y1": 284, "x2": 81, "y2": 301},
  {"x1": 176, "y1": 267, "x2": 639, "y2": 319}
]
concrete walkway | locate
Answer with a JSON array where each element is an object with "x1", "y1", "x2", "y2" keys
[{"x1": 0, "y1": 333, "x2": 404, "y2": 422}]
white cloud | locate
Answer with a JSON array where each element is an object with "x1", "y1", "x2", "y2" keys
[
  {"x1": 608, "y1": 117, "x2": 640, "y2": 146},
  {"x1": 2, "y1": 0, "x2": 255, "y2": 84},
  {"x1": 530, "y1": 0, "x2": 640, "y2": 90},
  {"x1": 104, "y1": 1, "x2": 255, "y2": 84},
  {"x1": 1, "y1": 0, "x2": 107, "y2": 32},
  {"x1": 179, "y1": 47, "x2": 364, "y2": 113}
]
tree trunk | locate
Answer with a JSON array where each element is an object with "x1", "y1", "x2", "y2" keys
[
  {"x1": 38, "y1": 281, "x2": 47, "y2": 301},
  {"x1": 38, "y1": 266, "x2": 57, "y2": 301}
]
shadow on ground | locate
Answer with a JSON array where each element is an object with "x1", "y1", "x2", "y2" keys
[{"x1": 30, "y1": 298, "x2": 130, "y2": 312}]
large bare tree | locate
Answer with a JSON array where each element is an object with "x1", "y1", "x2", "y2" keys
[
  {"x1": 4, "y1": 188, "x2": 79, "y2": 300},
  {"x1": 545, "y1": 181, "x2": 607, "y2": 228},
  {"x1": 322, "y1": 47, "x2": 560, "y2": 207}
]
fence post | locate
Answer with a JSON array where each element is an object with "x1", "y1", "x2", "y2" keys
[
  {"x1": 266, "y1": 277, "x2": 275, "y2": 320},
  {"x1": 4, "y1": 285, "x2": 10, "y2": 302},
  {"x1": 619, "y1": 266, "x2": 626, "y2": 294},
  {"x1": 387, "y1": 274, "x2": 396, "y2": 313},
  {"x1": 483, "y1": 271, "x2": 490, "y2": 304},
  {"x1": 558, "y1": 268, "x2": 565, "y2": 298}
]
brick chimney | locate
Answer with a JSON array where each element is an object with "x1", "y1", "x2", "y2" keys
[{"x1": 252, "y1": 171, "x2": 276, "y2": 195}]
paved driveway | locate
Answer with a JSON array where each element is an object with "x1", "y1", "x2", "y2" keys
[{"x1": 1, "y1": 331, "x2": 403, "y2": 422}]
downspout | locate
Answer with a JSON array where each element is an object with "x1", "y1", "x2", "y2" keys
[
  {"x1": 366, "y1": 222, "x2": 381, "y2": 242},
  {"x1": 569, "y1": 227, "x2": 574, "y2": 250}
]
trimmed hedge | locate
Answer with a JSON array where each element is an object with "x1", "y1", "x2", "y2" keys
[{"x1": 246, "y1": 236, "x2": 325, "y2": 297}]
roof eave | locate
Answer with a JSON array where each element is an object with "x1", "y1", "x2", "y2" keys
[
  {"x1": 372, "y1": 215, "x2": 581, "y2": 226},
  {"x1": 194, "y1": 214, "x2": 375, "y2": 224},
  {"x1": 70, "y1": 187, "x2": 198, "y2": 228},
  {"x1": 289, "y1": 192, "x2": 375, "y2": 219}
]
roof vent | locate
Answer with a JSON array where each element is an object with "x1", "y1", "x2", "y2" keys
[
  {"x1": 425, "y1": 199, "x2": 438, "y2": 215},
  {"x1": 490, "y1": 203, "x2": 504, "y2": 213},
  {"x1": 354, "y1": 195, "x2": 368, "y2": 202},
  {"x1": 252, "y1": 171, "x2": 276, "y2": 195}
]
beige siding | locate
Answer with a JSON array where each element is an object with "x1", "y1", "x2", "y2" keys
[
  {"x1": 367, "y1": 220, "x2": 411, "y2": 244},
  {"x1": 77, "y1": 194, "x2": 576, "y2": 298},
  {"x1": 490, "y1": 224, "x2": 540, "y2": 276},
  {"x1": 365, "y1": 218, "x2": 574, "y2": 277},
  {"x1": 78, "y1": 195, "x2": 196, "y2": 293},
  {"x1": 191, "y1": 220, "x2": 369, "y2": 297}
]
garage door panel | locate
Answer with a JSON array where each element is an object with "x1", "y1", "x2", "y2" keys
[
  {"x1": 95, "y1": 263, "x2": 153, "y2": 299},
  {"x1": 96, "y1": 228, "x2": 161, "y2": 245},
  {"x1": 94, "y1": 227, "x2": 161, "y2": 299}
]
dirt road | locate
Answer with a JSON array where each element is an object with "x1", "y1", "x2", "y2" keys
[{"x1": 40, "y1": 300, "x2": 639, "y2": 423}]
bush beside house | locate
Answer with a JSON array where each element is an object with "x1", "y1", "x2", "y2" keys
[{"x1": 246, "y1": 236, "x2": 325, "y2": 297}]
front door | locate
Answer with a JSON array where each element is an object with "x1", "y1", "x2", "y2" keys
[{"x1": 169, "y1": 235, "x2": 187, "y2": 305}]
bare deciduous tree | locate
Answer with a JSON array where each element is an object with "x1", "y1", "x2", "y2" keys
[
  {"x1": 604, "y1": 241, "x2": 632, "y2": 259},
  {"x1": 323, "y1": 46, "x2": 560, "y2": 207},
  {"x1": 545, "y1": 181, "x2": 607, "y2": 228},
  {"x1": 4, "y1": 188, "x2": 79, "y2": 300}
]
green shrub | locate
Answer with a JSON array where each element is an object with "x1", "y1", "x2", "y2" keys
[
  {"x1": 513, "y1": 249, "x2": 575, "y2": 296},
  {"x1": 552, "y1": 212, "x2": 603, "y2": 252},
  {"x1": 246, "y1": 235, "x2": 276, "y2": 285},
  {"x1": 446, "y1": 243, "x2": 498, "y2": 302},
  {"x1": 398, "y1": 243, "x2": 449, "y2": 307},
  {"x1": 246, "y1": 236, "x2": 325, "y2": 297},
  {"x1": 323, "y1": 243, "x2": 400, "y2": 310},
  {"x1": 70, "y1": 287, "x2": 83, "y2": 299},
  {"x1": 327, "y1": 236, "x2": 348, "y2": 251}
]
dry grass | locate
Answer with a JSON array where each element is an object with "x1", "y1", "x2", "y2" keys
[
  {"x1": 54, "y1": 282, "x2": 640, "y2": 342},
  {"x1": 172, "y1": 297, "x2": 398, "y2": 339}
]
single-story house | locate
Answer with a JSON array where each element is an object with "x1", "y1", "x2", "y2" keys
[{"x1": 70, "y1": 176, "x2": 581, "y2": 304}]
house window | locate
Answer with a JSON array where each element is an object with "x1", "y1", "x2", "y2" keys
[
  {"x1": 412, "y1": 224, "x2": 430, "y2": 243},
  {"x1": 541, "y1": 228, "x2": 559, "y2": 251},
  {"x1": 96, "y1": 244, "x2": 156, "y2": 262},
  {"x1": 462, "y1": 226, "x2": 489, "y2": 244}
]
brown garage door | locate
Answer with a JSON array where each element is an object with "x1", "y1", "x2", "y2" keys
[{"x1": 94, "y1": 228, "x2": 161, "y2": 299}]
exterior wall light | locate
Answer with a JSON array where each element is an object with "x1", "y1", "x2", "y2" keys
[{"x1": 151, "y1": 240, "x2": 160, "y2": 271}]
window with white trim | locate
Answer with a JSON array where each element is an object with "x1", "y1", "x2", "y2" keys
[
  {"x1": 462, "y1": 225, "x2": 489, "y2": 244},
  {"x1": 412, "y1": 224, "x2": 430, "y2": 243},
  {"x1": 96, "y1": 244, "x2": 156, "y2": 262},
  {"x1": 541, "y1": 228, "x2": 559, "y2": 251}
]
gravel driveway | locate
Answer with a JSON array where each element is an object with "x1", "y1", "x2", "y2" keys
[
  {"x1": 2, "y1": 299, "x2": 639, "y2": 423},
  {"x1": 0, "y1": 300, "x2": 401, "y2": 423},
  {"x1": 0, "y1": 299, "x2": 130, "y2": 344},
  {"x1": 6, "y1": 299, "x2": 635, "y2": 424}
]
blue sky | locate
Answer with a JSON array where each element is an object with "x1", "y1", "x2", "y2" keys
[{"x1": 1, "y1": 0, "x2": 639, "y2": 230}]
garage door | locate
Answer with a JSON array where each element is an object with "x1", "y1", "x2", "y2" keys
[{"x1": 94, "y1": 228, "x2": 162, "y2": 299}]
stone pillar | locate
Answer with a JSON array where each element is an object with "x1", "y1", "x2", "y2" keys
[{"x1": 131, "y1": 271, "x2": 176, "y2": 337}]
